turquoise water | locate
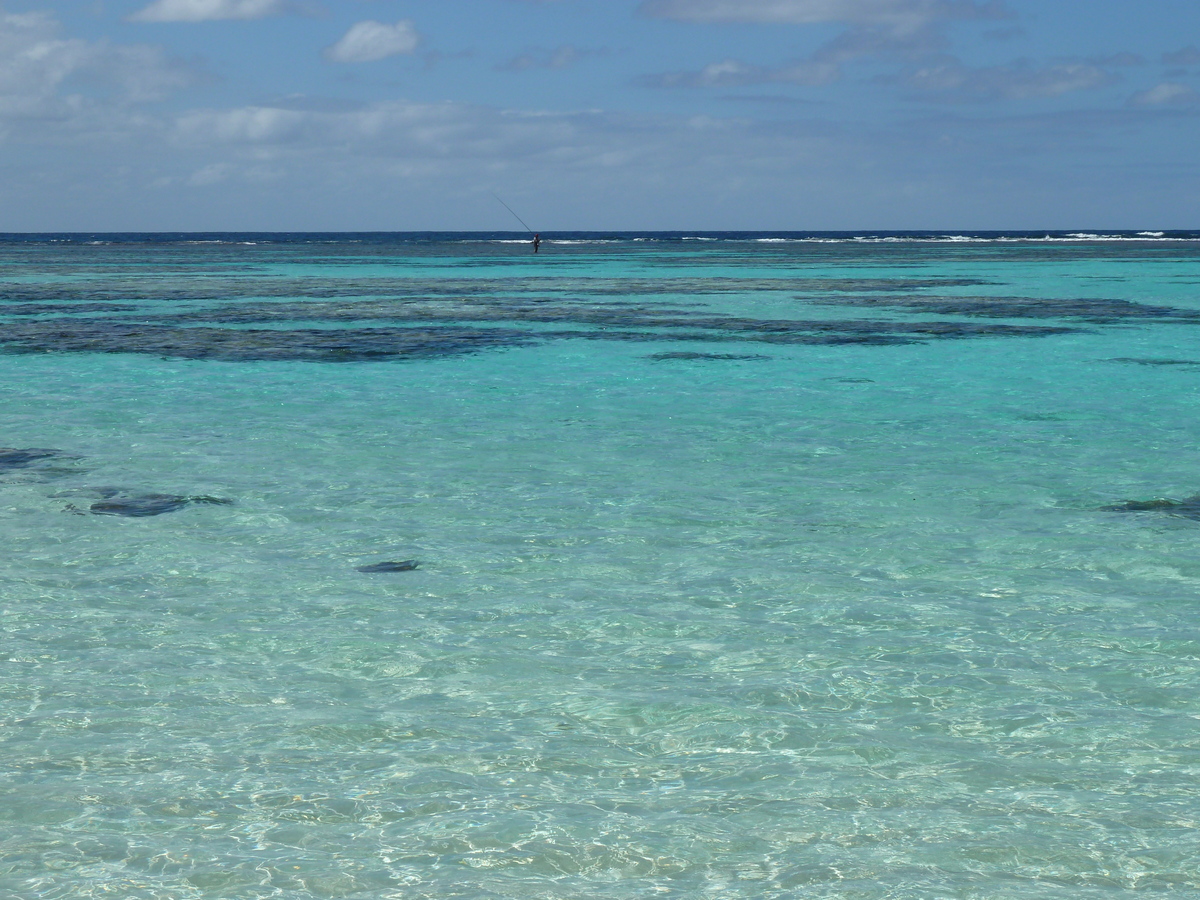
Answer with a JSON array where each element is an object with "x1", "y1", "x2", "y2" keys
[{"x1": 3, "y1": 234, "x2": 1200, "y2": 898}]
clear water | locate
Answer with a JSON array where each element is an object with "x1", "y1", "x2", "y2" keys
[{"x1": 3, "y1": 233, "x2": 1200, "y2": 899}]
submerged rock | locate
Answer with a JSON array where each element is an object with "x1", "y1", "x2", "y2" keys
[
  {"x1": 647, "y1": 351, "x2": 771, "y2": 361},
  {"x1": 0, "y1": 447, "x2": 64, "y2": 471},
  {"x1": 0, "y1": 320, "x2": 537, "y2": 363},
  {"x1": 357, "y1": 560, "x2": 420, "y2": 573},
  {"x1": 0, "y1": 298, "x2": 1082, "y2": 362},
  {"x1": 0, "y1": 303, "x2": 139, "y2": 317},
  {"x1": 1100, "y1": 496, "x2": 1200, "y2": 520},
  {"x1": 812, "y1": 294, "x2": 1200, "y2": 323},
  {"x1": 1105, "y1": 357, "x2": 1200, "y2": 367},
  {"x1": 79, "y1": 489, "x2": 234, "y2": 517}
]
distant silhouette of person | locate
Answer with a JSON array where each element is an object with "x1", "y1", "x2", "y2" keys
[{"x1": 533, "y1": 233, "x2": 541, "y2": 254}]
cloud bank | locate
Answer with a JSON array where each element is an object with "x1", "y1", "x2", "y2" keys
[
  {"x1": 903, "y1": 58, "x2": 1112, "y2": 102},
  {"x1": 638, "y1": 0, "x2": 1009, "y2": 34},
  {"x1": 500, "y1": 45, "x2": 600, "y2": 72},
  {"x1": 0, "y1": 0, "x2": 1196, "y2": 231},
  {"x1": 0, "y1": 7, "x2": 193, "y2": 125},
  {"x1": 640, "y1": 0, "x2": 1019, "y2": 96},
  {"x1": 645, "y1": 59, "x2": 837, "y2": 88}
]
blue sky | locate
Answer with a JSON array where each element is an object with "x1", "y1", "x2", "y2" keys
[{"x1": 1, "y1": 0, "x2": 1198, "y2": 230}]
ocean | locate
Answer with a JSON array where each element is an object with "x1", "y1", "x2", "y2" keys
[{"x1": 2, "y1": 231, "x2": 1199, "y2": 899}]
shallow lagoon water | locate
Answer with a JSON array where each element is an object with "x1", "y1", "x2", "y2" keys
[{"x1": 2, "y1": 233, "x2": 1200, "y2": 899}]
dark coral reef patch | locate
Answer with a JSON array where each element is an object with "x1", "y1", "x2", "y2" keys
[
  {"x1": 0, "y1": 321, "x2": 536, "y2": 362},
  {"x1": 0, "y1": 447, "x2": 65, "y2": 471},
  {"x1": 54, "y1": 487, "x2": 234, "y2": 517},
  {"x1": 1105, "y1": 357, "x2": 1200, "y2": 367},
  {"x1": 809, "y1": 294, "x2": 1200, "y2": 323},
  {"x1": 1100, "y1": 496, "x2": 1200, "y2": 521},
  {"x1": 357, "y1": 560, "x2": 420, "y2": 573},
  {"x1": 0, "y1": 275, "x2": 991, "y2": 304},
  {"x1": 0, "y1": 447, "x2": 80, "y2": 481},
  {"x1": 0, "y1": 305, "x2": 1080, "y2": 362},
  {"x1": 6, "y1": 265, "x2": 1193, "y2": 363}
]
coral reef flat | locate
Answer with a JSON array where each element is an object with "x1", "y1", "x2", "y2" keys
[{"x1": 3, "y1": 232, "x2": 1200, "y2": 900}]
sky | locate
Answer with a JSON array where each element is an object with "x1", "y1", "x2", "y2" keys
[{"x1": 0, "y1": 0, "x2": 1198, "y2": 231}]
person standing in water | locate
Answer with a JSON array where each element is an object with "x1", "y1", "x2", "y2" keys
[{"x1": 533, "y1": 233, "x2": 541, "y2": 254}]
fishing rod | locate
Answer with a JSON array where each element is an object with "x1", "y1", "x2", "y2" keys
[{"x1": 492, "y1": 193, "x2": 535, "y2": 235}]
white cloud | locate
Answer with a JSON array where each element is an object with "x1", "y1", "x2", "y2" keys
[
  {"x1": 1128, "y1": 82, "x2": 1200, "y2": 108},
  {"x1": 164, "y1": 99, "x2": 846, "y2": 211},
  {"x1": 0, "y1": 8, "x2": 193, "y2": 123},
  {"x1": 129, "y1": 0, "x2": 284, "y2": 24},
  {"x1": 2, "y1": 80, "x2": 1196, "y2": 232},
  {"x1": 172, "y1": 100, "x2": 573, "y2": 157},
  {"x1": 324, "y1": 20, "x2": 420, "y2": 64},
  {"x1": 176, "y1": 105, "x2": 306, "y2": 143},
  {"x1": 0, "y1": 10, "x2": 89, "y2": 117},
  {"x1": 689, "y1": 59, "x2": 760, "y2": 86}
]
